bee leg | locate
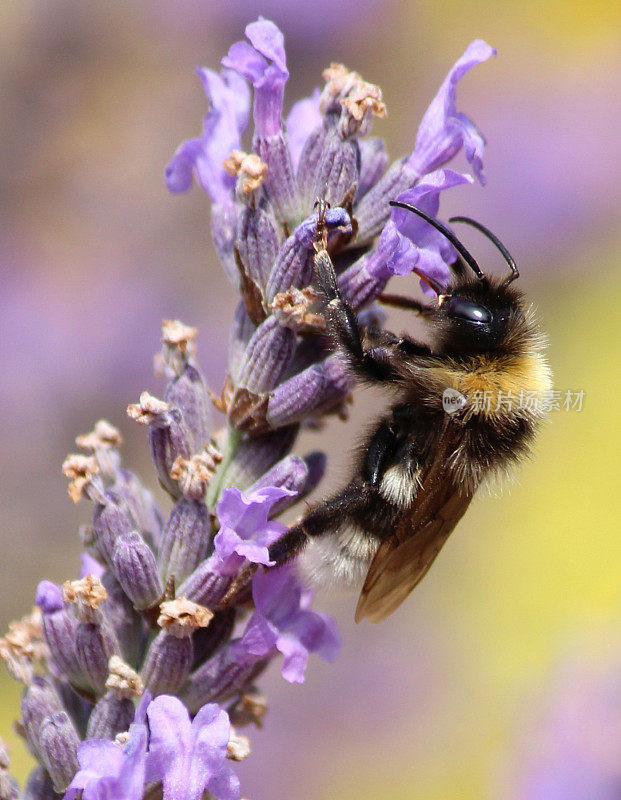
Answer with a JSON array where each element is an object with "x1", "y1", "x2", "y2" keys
[
  {"x1": 364, "y1": 418, "x2": 402, "y2": 486},
  {"x1": 268, "y1": 484, "x2": 367, "y2": 564}
]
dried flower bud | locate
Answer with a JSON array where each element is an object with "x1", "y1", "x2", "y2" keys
[
  {"x1": 61, "y1": 454, "x2": 100, "y2": 504},
  {"x1": 223, "y1": 149, "x2": 269, "y2": 200},
  {"x1": 128, "y1": 392, "x2": 192, "y2": 497},
  {"x1": 20, "y1": 678, "x2": 64, "y2": 761},
  {"x1": 62, "y1": 576, "x2": 107, "y2": 624},
  {"x1": 170, "y1": 446, "x2": 222, "y2": 501},
  {"x1": 164, "y1": 363, "x2": 212, "y2": 452}
]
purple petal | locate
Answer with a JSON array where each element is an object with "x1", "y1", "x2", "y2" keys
[
  {"x1": 252, "y1": 565, "x2": 302, "y2": 623},
  {"x1": 388, "y1": 169, "x2": 473, "y2": 291},
  {"x1": 245, "y1": 18, "x2": 287, "y2": 74},
  {"x1": 188, "y1": 705, "x2": 231, "y2": 798},
  {"x1": 240, "y1": 612, "x2": 279, "y2": 658},
  {"x1": 35, "y1": 580, "x2": 63, "y2": 613},
  {"x1": 408, "y1": 40, "x2": 496, "y2": 183},
  {"x1": 275, "y1": 632, "x2": 309, "y2": 683},
  {"x1": 146, "y1": 696, "x2": 191, "y2": 797},
  {"x1": 222, "y1": 18, "x2": 288, "y2": 138},
  {"x1": 80, "y1": 553, "x2": 105, "y2": 579},
  {"x1": 165, "y1": 68, "x2": 249, "y2": 202},
  {"x1": 286, "y1": 89, "x2": 321, "y2": 172},
  {"x1": 292, "y1": 609, "x2": 341, "y2": 663},
  {"x1": 165, "y1": 139, "x2": 203, "y2": 194},
  {"x1": 206, "y1": 764, "x2": 241, "y2": 800}
]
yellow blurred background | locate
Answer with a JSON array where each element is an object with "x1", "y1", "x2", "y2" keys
[{"x1": 1, "y1": 1, "x2": 620, "y2": 798}]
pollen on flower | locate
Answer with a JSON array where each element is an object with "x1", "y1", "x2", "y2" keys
[
  {"x1": 63, "y1": 575, "x2": 107, "y2": 622},
  {"x1": 126, "y1": 391, "x2": 170, "y2": 425},
  {"x1": 75, "y1": 420, "x2": 123, "y2": 452},
  {"x1": 105, "y1": 655, "x2": 144, "y2": 698},
  {"x1": 61, "y1": 453, "x2": 99, "y2": 503},
  {"x1": 223, "y1": 149, "x2": 268, "y2": 195},
  {"x1": 158, "y1": 597, "x2": 214, "y2": 636},
  {"x1": 269, "y1": 286, "x2": 326, "y2": 334}
]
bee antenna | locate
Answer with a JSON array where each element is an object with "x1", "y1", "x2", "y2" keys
[
  {"x1": 389, "y1": 201, "x2": 486, "y2": 282},
  {"x1": 449, "y1": 216, "x2": 520, "y2": 285}
]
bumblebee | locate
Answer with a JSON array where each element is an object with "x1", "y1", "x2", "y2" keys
[{"x1": 265, "y1": 201, "x2": 552, "y2": 622}]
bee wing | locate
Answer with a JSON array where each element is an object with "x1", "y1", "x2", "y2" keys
[
  {"x1": 355, "y1": 421, "x2": 474, "y2": 623},
  {"x1": 354, "y1": 485, "x2": 473, "y2": 622}
]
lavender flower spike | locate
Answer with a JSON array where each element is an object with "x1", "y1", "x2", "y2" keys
[{"x1": 1, "y1": 18, "x2": 497, "y2": 799}]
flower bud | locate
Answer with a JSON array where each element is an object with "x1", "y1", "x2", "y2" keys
[
  {"x1": 86, "y1": 691, "x2": 136, "y2": 740},
  {"x1": 159, "y1": 499, "x2": 212, "y2": 585},
  {"x1": 235, "y1": 205, "x2": 280, "y2": 289},
  {"x1": 20, "y1": 678, "x2": 64, "y2": 761},
  {"x1": 165, "y1": 363, "x2": 211, "y2": 453},
  {"x1": 75, "y1": 621, "x2": 121, "y2": 695},
  {"x1": 23, "y1": 766, "x2": 56, "y2": 800},
  {"x1": 112, "y1": 531, "x2": 163, "y2": 610},
  {"x1": 38, "y1": 712, "x2": 80, "y2": 793}
]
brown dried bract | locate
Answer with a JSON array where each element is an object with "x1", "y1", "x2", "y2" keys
[
  {"x1": 321, "y1": 62, "x2": 386, "y2": 137},
  {"x1": 269, "y1": 286, "x2": 326, "y2": 335},
  {"x1": 223, "y1": 149, "x2": 268, "y2": 195},
  {"x1": 228, "y1": 387, "x2": 270, "y2": 434},
  {"x1": 158, "y1": 597, "x2": 214, "y2": 637},
  {"x1": 230, "y1": 691, "x2": 268, "y2": 729},
  {"x1": 127, "y1": 392, "x2": 170, "y2": 425},
  {"x1": 63, "y1": 575, "x2": 107, "y2": 623},
  {"x1": 234, "y1": 248, "x2": 267, "y2": 326},
  {"x1": 209, "y1": 375, "x2": 235, "y2": 414},
  {"x1": 76, "y1": 420, "x2": 123, "y2": 452},
  {"x1": 170, "y1": 445, "x2": 223, "y2": 500},
  {"x1": 62, "y1": 453, "x2": 100, "y2": 503},
  {"x1": 0, "y1": 608, "x2": 46, "y2": 684},
  {"x1": 105, "y1": 655, "x2": 144, "y2": 698}
]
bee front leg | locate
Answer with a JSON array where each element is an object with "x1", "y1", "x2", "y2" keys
[{"x1": 268, "y1": 483, "x2": 368, "y2": 564}]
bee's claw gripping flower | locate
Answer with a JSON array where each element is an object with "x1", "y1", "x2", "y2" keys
[{"x1": 2, "y1": 19, "x2": 496, "y2": 799}]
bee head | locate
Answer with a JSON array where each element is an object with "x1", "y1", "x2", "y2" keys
[
  {"x1": 435, "y1": 274, "x2": 525, "y2": 356},
  {"x1": 388, "y1": 202, "x2": 526, "y2": 357}
]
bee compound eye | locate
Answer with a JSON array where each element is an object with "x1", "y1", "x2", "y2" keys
[{"x1": 446, "y1": 297, "x2": 492, "y2": 324}]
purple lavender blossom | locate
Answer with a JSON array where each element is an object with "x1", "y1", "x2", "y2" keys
[
  {"x1": 243, "y1": 566, "x2": 340, "y2": 683},
  {"x1": 211, "y1": 485, "x2": 295, "y2": 575},
  {"x1": 1, "y1": 17, "x2": 495, "y2": 798},
  {"x1": 147, "y1": 695, "x2": 240, "y2": 800}
]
